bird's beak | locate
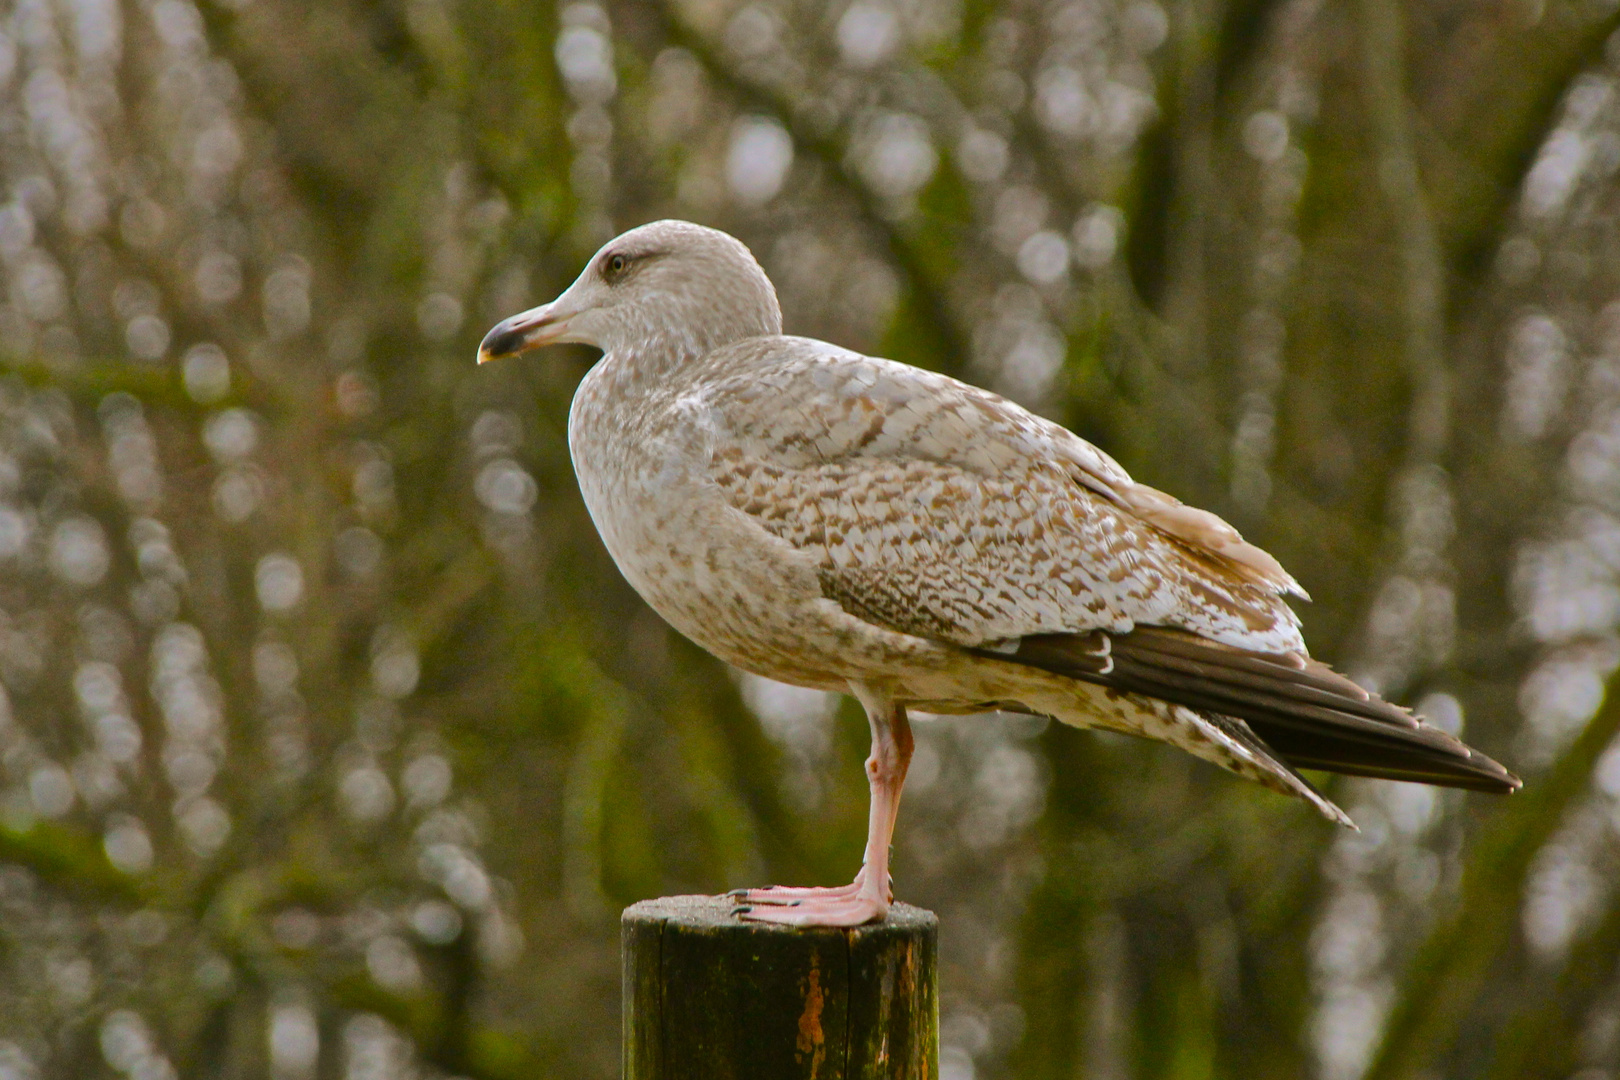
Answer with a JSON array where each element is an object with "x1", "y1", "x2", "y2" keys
[{"x1": 476, "y1": 302, "x2": 572, "y2": 364}]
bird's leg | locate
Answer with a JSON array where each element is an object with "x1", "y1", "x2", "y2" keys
[{"x1": 739, "y1": 688, "x2": 911, "y2": 927}]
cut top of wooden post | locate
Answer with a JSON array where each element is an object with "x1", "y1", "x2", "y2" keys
[{"x1": 623, "y1": 895, "x2": 939, "y2": 1080}]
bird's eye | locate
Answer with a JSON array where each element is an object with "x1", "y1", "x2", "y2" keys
[{"x1": 605, "y1": 253, "x2": 629, "y2": 278}]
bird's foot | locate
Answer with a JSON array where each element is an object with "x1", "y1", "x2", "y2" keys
[
  {"x1": 737, "y1": 891, "x2": 888, "y2": 927},
  {"x1": 731, "y1": 881, "x2": 863, "y2": 905},
  {"x1": 728, "y1": 867, "x2": 892, "y2": 908}
]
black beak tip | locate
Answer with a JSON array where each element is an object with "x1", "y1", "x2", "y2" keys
[{"x1": 478, "y1": 325, "x2": 526, "y2": 362}]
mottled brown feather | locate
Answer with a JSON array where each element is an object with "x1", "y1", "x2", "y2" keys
[{"x1": 697, "y1": 337, "x2": 1310, "y2": 655}]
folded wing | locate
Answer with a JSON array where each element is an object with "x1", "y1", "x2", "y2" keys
[
  {"x1": 699, "y1": 338, "x2": 1307, "y2": 655},
  {"x1": 697, "y1": 337, "x2": 1518, "y2": 798}
]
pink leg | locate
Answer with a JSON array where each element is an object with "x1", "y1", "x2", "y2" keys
[{"x1": 738, "y1": 688, "x2": 912, "y2": 927}]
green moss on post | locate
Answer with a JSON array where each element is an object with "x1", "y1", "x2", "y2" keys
[{"x1": 622, "y1": 895, "x2": 938, "y2": 1079}]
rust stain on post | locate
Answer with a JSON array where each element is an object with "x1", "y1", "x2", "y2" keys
[{"x1": 797, "y1": 953, "x2": 827, "y2": 1074}]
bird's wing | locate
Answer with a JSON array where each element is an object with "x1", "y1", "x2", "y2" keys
[
  {"x1": 693, "y1": 338, "x2": 1520, "y2": 800},
  {"x1": 695, "y1": 336, "x2": 1305, "y2": 654}
]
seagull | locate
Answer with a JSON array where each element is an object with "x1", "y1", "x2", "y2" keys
[{"x1": 477, "y1": 220, "x2": 1519, "y2": 927}]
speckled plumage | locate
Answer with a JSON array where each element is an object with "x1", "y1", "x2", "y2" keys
[
  {"x1": 479, "y1": 221, "x2": 1516, "y2": 920},
  {"x1": 550, "y1": 230, "x2": 1340, "y2": 818},
  {"x1": 692, "y1": 336, "x2": 1307, "y2": 653}
]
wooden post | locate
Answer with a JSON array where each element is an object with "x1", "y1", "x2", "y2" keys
[{"x1": 622, "y1": 894, "x2": 938, "y2": 1079}]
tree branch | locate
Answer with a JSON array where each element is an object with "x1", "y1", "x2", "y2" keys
[{"x1": 636, "y1": 0, "x2": 973, "y2": 373}]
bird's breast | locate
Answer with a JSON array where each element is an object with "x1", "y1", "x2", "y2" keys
[
  {"x1": 567, "y1": 366, "x2": 865, "y2": 682},
  {"x1": 567, "y1": 365, "x2": 704, "y2": 585}
]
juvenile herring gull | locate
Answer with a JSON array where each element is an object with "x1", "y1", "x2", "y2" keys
[{"x1": 477, "y1": 220, "x2": 1519, "y2": 927}]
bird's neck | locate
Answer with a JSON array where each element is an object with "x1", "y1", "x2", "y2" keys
[
  {"x1": 594, "y1": 338, "x2": 697, "y2": 396},
  {"x1": 598, "y1": 326, "x2": 765, "y2": 389}
]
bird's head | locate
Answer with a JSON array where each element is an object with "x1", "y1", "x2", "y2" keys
[{"x1": 476, "y1": 220, "x2": 782, "y2": 365}]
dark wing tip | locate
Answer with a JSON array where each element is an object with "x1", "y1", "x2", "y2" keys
[
  {"x1": 1469, "y1": 753, "x2": 1522, "y2": 794},
  {"x1": 991, "y1": 626, "x2": 1523, "y2": 795}
]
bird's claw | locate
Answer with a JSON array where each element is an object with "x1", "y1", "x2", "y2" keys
[{"x1": 739, "y1": 894, "x2": 888, "y2": 927}]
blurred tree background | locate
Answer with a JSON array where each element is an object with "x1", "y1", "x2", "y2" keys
[{"x1": 2, "y1": 0, "x2": 1620, "y2": 1076}]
